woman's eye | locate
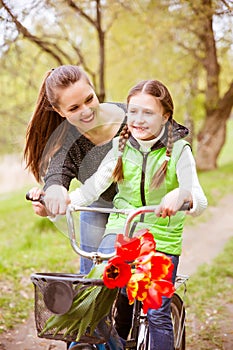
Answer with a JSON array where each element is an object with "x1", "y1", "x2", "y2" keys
[
  {"x1": 86, "y1": 95, "x2": 94, "y2": 103},
  {"x1": 70, "y1": 106, "x2": 79, "y2": 112}
]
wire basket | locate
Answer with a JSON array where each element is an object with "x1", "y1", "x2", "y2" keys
[{"x1": 31, "y1": 272, "x2": 117, "y2": 344}]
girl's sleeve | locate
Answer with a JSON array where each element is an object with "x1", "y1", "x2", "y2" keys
[
  {"x1": 69, "y1": 148, "x2": 117, "y2": 206},
  {"x1": 176, "y1": 146, "x2": 208, "y2": 216}
]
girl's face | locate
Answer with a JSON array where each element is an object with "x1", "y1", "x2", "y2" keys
[
  {"x1": 127, "y1": 93, "x2": 169, "y2": 140},
  {"x1": 56, "y1": 78, "x2": 99, "y2": 132}
]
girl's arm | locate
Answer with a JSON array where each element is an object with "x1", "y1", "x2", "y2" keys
[
  {"x1": 69, "y1": 148, "x2": 117, "y2": 207},
  {"x1": 155, "y1": 146, "x2": 207, "y2": 218},
  {"x1": 176, "y1": 145, "x2": 208, "y2": 216}
]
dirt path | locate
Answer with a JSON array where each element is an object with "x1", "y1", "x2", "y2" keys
[
  {"x1": 0, "y1": 171, "x2": 233, "y2": 349},
  {"x1": 0, "y1": 155, "x2": 36, "y2": 194},
  {"x1": 178, "y1": 193, "x2": 233, "y2": 276}
]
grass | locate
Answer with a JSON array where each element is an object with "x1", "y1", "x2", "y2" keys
[
  {"x1": 0, "y1": 189, "x2": 79, "y2": 332},
  {"x1": 185, "y1": 238, "x2": 233, "y2": 349}
]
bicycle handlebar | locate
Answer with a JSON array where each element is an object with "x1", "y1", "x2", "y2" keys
[
  {"x1": 26, "y1": 192, "x2": 191, "y2": 263},
  {"x1": 66, "y1": 202, "x2": 191, "y2": 262}
]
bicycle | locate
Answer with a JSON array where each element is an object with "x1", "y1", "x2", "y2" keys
[{"x1": 29, "y1": 202, "x2": 189, "y2": 350}]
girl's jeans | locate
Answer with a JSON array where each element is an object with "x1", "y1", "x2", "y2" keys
[
  {"x1": 148, "y1": 253, "x2": 179, "y2": 350},
  {"x1": 99, "y1": 234, "x2": 179, "y2": 350}
]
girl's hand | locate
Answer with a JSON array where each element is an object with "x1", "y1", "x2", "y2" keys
[
  {"x1": 154, "y1": 188, "x2": 192, "y2": 218},
  {"x1": 44, "y1": 185, "x2": 71, "y2": 216}
]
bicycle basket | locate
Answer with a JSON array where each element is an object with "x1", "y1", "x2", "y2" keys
[{"x1": 31, "y1": 273, "x2": 118, "y2": 344}]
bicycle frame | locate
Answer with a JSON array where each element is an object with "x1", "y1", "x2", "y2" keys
[{"x1": 28, "y1": 200, "x2": 190, "y2": 349}]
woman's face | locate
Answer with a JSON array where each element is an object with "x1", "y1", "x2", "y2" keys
[
  {"x1": 127, "y1": 93, "x2": 168, "y2": 140},
  {"x1": 57, "y1": 78, "x2": 100, "y2": 132}
]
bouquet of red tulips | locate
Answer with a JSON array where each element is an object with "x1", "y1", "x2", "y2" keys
[{"x1": 103, "y1": 229, "x2": 175, "y2": 313}]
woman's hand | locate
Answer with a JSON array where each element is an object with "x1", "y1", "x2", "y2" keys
[
  {"x1": 27, "y1": 187, "x2": 47, "y2": 217},
  {"x1": 44, "y1": 185, "x2": 71, "y2": 216},
  {"x1": 154, "y1": 188, "x2": 192, "y2": 218}
]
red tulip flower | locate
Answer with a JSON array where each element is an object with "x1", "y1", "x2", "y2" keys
[
  {"x1": 115, "y1": 234, "x2": 141, "y2": 261},
  {"x1": 142, "y1": 279, "x2": 175, "y2": 313},
  {"x1": 103, "y1": 256, "x2": 132, "y2": 289},
  {"x1": 138, "y1": 230, "x2": 156, "y2": 256}
]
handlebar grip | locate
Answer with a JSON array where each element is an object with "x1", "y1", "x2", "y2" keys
[
  {"x1": 25, "y1": 192, "x2": 31, "y2": 201},
  {"x1": 25, "y1": 192, "x2": 45, "y2": 205}
]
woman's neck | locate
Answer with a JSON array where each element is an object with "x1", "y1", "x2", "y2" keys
[
  {"x1": 83, "y1": 126, "x2": 112, "y2": 145},
  {"x1": 82, "y1": 103, "x2": 125, "y2": 145}
]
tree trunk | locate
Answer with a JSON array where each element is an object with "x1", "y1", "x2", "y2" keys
[
  {"x1": 196, "y1": 81, "x2": 233, "y2": 170},
  {"x1": 196, "y1": 116, "x2": 226, "y2": 170}
]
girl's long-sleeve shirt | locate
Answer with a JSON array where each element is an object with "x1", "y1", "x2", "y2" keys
[{"x1": 69, "y1": 136, "x2": 207, "y2": 217}]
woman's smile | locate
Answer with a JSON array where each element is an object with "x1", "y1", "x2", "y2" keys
[{"x1": 79, "y1": 110, "x2": 95, "y2": 123}]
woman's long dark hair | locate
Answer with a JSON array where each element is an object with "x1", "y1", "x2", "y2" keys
[{"x1": 24, "y1": 65, "x2": 92, "y2": 182}]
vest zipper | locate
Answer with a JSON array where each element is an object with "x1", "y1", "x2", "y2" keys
[
  {"x1": 129, "y1": 151, "x2": 149, "y2": 236},
  {"x1": 140, "y1": 152, "x2": 149, "y2": 206}
]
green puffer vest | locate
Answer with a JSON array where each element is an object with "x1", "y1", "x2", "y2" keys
[{"x1": 105, "y1": 138, "x2": 190, "y2": 255}]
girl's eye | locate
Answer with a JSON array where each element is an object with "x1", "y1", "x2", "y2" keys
[
  {"x1": 128, "y1": 109, "x2": 137, "y2": 115},
  {"x1": 144, "y1": 111, "x2": 154, "y2": 116}
]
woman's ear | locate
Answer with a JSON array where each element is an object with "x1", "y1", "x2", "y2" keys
[{"x1": 52, "y1": 105, "x2": 66, "y2": 118}]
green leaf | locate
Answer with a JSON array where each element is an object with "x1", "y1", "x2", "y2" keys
[
  {"x1": 86, "y1": 263, "x2": 105, "y2": 279},
  {"x1": 89, "y1": 287, "x2": 118, "y2": 334},
  {"x1": 75, "y1": 297, "x2": 96, "y2": 341}
]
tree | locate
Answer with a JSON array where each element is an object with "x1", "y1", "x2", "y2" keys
[
  {"x1": 167, "y1": 0, "x2": 233, "y2": 169},
  {"x1": 0, "y1": 0, "x2": 125, "y2": 102},
  {"x1": 0, "y1": 0, "x2": 232, "y2": 169}
]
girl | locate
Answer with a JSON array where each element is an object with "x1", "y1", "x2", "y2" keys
[{"x1": 55, "y1": 79, "x2": 207, "y2": 350}]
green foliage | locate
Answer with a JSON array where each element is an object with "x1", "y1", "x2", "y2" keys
[
  {"x1": 0, "y1": 189, "x2": 79, "y2": 332},
  {"x1": 1, "y1": 0, "x2": 232, "y2": 155},
  {"x1": 0, "y1": 41, "x2": 57, "y2": 154}
]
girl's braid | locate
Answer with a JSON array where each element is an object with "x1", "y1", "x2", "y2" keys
[
  {"x1": 112, "y1": 124, "x2": 130, "y2": 182},
  {"x1": 166, "y1": 120, "x2": 173, "y2": 157},
  {"x1": 151, "y1": 120, "x2": 173, "y2": 189}
]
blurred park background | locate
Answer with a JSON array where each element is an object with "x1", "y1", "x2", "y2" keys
[
  {"x1": 0, "y1": 2, "x2": 233, "y2": 348},
  {"x1": 0, "y1": 0, "x2": 233, "y2": 182}
]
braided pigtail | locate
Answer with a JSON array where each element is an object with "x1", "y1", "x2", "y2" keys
[
  {"x1": 151, "y1": 121, "x2": 173, "y2": 189},
  {"x1": 112, "y1": 125, "x2": 130, "y2": 182}
]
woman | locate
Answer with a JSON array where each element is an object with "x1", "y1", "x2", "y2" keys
[{"x1": 24, "y1": 65, "x2": 126, "y2": 274}]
